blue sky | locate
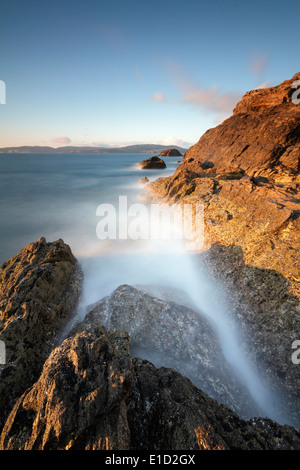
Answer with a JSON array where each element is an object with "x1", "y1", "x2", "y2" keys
[{"x1": 0, "y1": 0, "x2": 299, "y2": 148}]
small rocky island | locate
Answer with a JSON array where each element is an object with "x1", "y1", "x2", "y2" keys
[
  {"x1": 159, "y1": 148, "x2": 183, "y2": 157},
  {"x1": 138, "y1": 155, "x2": 166, "y2": 169}
]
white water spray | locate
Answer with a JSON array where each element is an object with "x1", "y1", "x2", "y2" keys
[{"x1": 75, "y1": 193, "x2": 286, "y2": 424}]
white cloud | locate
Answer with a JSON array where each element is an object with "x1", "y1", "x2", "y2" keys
[
  {"x1": 151, "y1": 137, "x2": 193, "y2": 149},
  {"x1": 182, "y1": 87, "x2": 242, "y2": 115},
  {"x1": 51, "y1": 136, "x2": 71, "y2": 145}
]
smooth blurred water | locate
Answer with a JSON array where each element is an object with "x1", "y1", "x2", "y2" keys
[
  {"x1": 0, "y1": 152, "x2": 292, "y2": 425},
  {"x1": 0, "y1": 153, "x2": 177, "y2": 263}
]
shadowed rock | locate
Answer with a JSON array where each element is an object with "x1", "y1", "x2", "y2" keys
[
  {"x1": 1, "y1": 316, "x2": 300, "y2": 450},
  {"x1": 0, "y1": 237, "x2": 82, "y2": 427},
  {"x1": 82, "y1": 284, "x2": 281, "y2": 421}
]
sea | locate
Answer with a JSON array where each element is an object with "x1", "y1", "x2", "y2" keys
[
  {"x1": 0, "y1": 152, "x2": 186, "y2": 305},
  {"x1": 0, "y1": 152, "x2": 293, "y2": 426}
]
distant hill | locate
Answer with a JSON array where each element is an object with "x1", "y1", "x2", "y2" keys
[{"x1": 0, "y1": 144, "x2": 188, "y2": 155}]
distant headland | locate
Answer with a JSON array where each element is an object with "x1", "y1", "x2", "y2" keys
[{"x1": 0, "y1": 144, "x2": 188, "y2": 155}]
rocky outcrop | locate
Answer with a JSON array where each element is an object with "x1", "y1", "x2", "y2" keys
[
  {"x1": 0, "y1": 237, "x2": 82, "y2": 428},
  {"x1": 174, "y1": 72, "x2": 300, "y2": 181},
  {"x1": 138, "y1": 156, "x2": 166, "y2": 169},
  {"x1": 83, "y1": 285, "x2": 262, "y2": 419},
  {"x1": 147, "y1": 72, "x2": 300, "y2": 299},
  {"x1": 159, "y1": 148, "x2": 182, "y2": 157},
  {"x1": 138, "y1": 176, "x2": 149, "y2": 184},
  {"x1": 0, "y1": 327, "x2": 132, "y2": 450},
  {"x1": 197, "y1": 243, "x2": 300, "y2": 429},
  {"x1": 1, "y1": 241, "x2": 300, "y2": 449},
  {"x1": 1, "y1": 313, "x2": 300, "y2": 450}
]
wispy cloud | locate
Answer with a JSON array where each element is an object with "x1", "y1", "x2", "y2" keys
[
  {"x1": 182, "y1": 87, "x2": 242, "y2": 115},
  {"x1": 249, "y1": 52, "x2": 273, "y2": 90},
  {"x1": 151, "y1": 92, "x2": 167, "y2": 103},
  {"x1": 160, "y1": 137, "x2": 193, "y2": 148},
  {"x1": 256, "y1": 81, "x2": 273, "y2": 89},
  {"x1": 167, "y1": 61, "x2": 242, "y2": 121},
  {"x1": 250, "y1": 52, "x2": 269, "y2": 76},
  {"x1": 51, "y1": 136, "x2": 71, "y2": 145}
]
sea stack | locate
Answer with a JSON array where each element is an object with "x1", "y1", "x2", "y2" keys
[{"x1": 138, "y1": 155, "x2": 166, "y2": 169}]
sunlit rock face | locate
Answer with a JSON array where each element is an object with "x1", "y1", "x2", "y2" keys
[
  {"x1": 174, "y1": 72, "x2": 300, "y2": 179},
  {"x1": 159, "y1": 148, "x2": 182, "y2": 157},
  {"x1": 148, "y1": 72, "x2": 300, "y2": 299}
]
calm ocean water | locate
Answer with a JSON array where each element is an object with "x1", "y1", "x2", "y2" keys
[
  {"x1": 0, "y1": 153, "x2": 181, "y2": 304},
  {"x1": 0, "y1": 153, "x2": 177, "y2": 262}
]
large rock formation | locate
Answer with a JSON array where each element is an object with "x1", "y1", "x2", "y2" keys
[
  {"x1": 147, "y1": 72, "x2": 300, "y2": 298},
  {"x1": 0, "y1": 240, "x2": 300, "y2": 450},
  {"x1": 82, "y1": 284, "x2": 262, "y2": 419},
  {"x1": 1, "y1": 314, "x2": 300, "y2": 450},
  {"x1": 0, "y1": 237, "x2": 82, "y2": 428},
  {"x1": 175, "y1": 72, "x2": 300, "y2": 181}
]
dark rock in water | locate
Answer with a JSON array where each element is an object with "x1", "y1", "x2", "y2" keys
[
  {"x1": 138, "y1": 156, "x2": 166, "y2": 169},
  {"x1": 127, "y1": 357, "x2": 300, "y2": 451},
  {"x1": 138, "y1": 176, "x2": 149, "y2": 184},
  {"x1": 159, "y1": 148, "x2": 182, "y2": 157},
  {"x1": 0, "y1": 237, "x2": 82, "y2": 428}
]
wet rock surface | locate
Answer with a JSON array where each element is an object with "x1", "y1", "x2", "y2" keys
[
  {"x1": 197, "y1": 243, "x2": 300, "y2": 429},
  {"x1": 0, "y1": 241, "x2": 300, "y2": 449},
  {"x1": 0, "y1": 237, "x2": 83, "y2": 428},
  {"x1": 1, "y1": 311, "x2": 300, "y2": 450},
  {"x1": 83, "y1": 284, "x2": 262, "y2": 419}
]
